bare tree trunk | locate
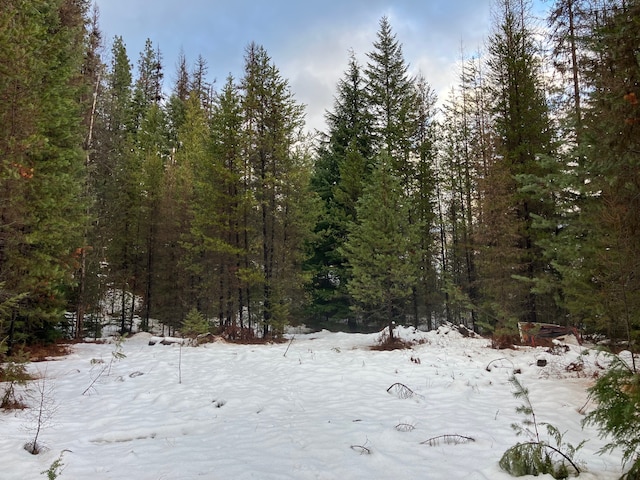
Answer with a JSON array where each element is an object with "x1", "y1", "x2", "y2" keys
[{"x1": 76, "y1": 73, "x2": 101, "y2": 339}]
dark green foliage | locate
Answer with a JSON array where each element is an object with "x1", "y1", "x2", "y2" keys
[
  {"x1": 181, "y1": 308, "x2": 209, "y2": 337},
  {"x1": 500, "y1": 442, "x2": 568, "y2": 478},
  {"x1": 341, "y1": 156, "x2": 420, "y2": 339},
  {"x1": 308, "y1": 17, "x2": 437, "y2": 331},
  {"x1": 500, "y1": 375, "x2": 584, "y2": 478},
  {"x1": 240, "y1": 43, "x2": 313, "y2": 337},
  {"x1": 583, "y1": 354, "x2": 640, "y2": 479},
  {"x1": 365, "y1": 16, "x2": 417, "y2": 162},
  {"x1": 0, "y1": 0, "x2": 90, "y2": 348},
  {"x1": 0, "y1": 351, "x2": 30, "y2": 409},
  {"x1": 2, "y1": 0, "x2": 639, "y2": 353},
  {"x1": 478, "y1": 0, "x2": 557, "y2": 329},
  {"x1": 306, "y1": 53, "x2": 373, "y2": 328},
  {"x1": 568, "y1": 0, "x2": 640, "y2": 348}
]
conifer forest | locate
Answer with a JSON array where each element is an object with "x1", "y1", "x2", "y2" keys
[{"x1": 1, "y1": 0, "x2": 639, "y2": 354}]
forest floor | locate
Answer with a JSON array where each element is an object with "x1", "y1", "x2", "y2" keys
[{"x1": 0, "y1": 325, "x2": 628, "y2": 479}]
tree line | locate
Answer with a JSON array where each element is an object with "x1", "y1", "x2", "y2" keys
[{"x1": 0, "y1": 0, "x2": 638, "y2": 352}]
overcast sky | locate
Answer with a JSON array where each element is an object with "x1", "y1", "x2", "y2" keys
[{"x1": 94, "y1": 0, "x2": 548, "y2": 133}]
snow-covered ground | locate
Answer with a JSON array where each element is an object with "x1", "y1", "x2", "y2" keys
[{"x1": 0, "y1": 325, "x2": 627, "y2": 479}]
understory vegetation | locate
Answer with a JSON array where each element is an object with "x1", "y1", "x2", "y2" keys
[
  {"x1": 1, "y1": 0, "x2": 639, "y2": 477},
  {"x1": 500, "y1": 376, "x2": 584, "y2": 478}
]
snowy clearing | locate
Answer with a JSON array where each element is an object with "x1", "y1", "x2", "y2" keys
[{"x1": 0, "y1": 326, "x2": 626, "y2": 479}]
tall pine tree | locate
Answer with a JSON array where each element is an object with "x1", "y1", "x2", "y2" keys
[
  {"x1": 478, "y1": 0, "x2": 557, "y2": 334},
  {"x1": 307, "y1": 52, "x2": 374, "y2": 328},
  {"x1": 241, "y1": 43, "x2": 311, "y2": 337},
  {"x1": 0, "y1": 0, "x2": 90, "y2": 349}
]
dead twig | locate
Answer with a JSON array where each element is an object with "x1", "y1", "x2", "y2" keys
[
  {"x1": 387, "y1": 382, "x2": 415, "y2": 399},
  {"x1": 283, "y1": 335, "x2": 295, "y2": 357},
  {"x1": 350, "y1": 444, "x2": 372, "y2": 455},
  {"x1": 82, "y1": 365, "x2": 107, "y2": 396},
  {"x1": 421, "y1": 434, "x2": 476, "y2": 446},
  {"x1": 485, "y1": 357, "x2": 514, "y2": 372},
  {"x1": 395, "y1": 423, "x2": 416, "y2": 432}
]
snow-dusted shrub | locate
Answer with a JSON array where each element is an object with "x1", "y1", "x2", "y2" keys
[
  {"x1": 583, "y1": 352, "x2": 640, "y2": 480},
  {"x1": 421, "y1": 434, "x2": 475, "y2": 446},
  {"x1": 499, "y1": 375, "x2": 584, "y2": 479}
]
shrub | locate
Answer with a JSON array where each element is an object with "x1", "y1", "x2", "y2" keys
[
  {"x1": 41, "y1": 451, "x2": 66, "y2": 479},
  {"x1": 499, "y1": 375, "x2": 584, "y2": 478},
  {"x1": 181, "y1": 308, "x2": 209, "y2": 337},
  {"x1": 24, "y1": 371, "x2": 57, "y2": 454},
  {"x1": 1, "y1": 351, "x2": 31, "y2": 409},
  {"x1": 583, "y1": 353, "x2": 640, "y2": 480}
]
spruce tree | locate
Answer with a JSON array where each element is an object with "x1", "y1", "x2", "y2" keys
[
  {"x1": 569, "y1": 0, "x2": 640, "y2": 348},
  {"x1": 365, "y1": 16, "x2": 417, "y2": 165},
  {"x1": 364, "y1": 17, "x2": 437, "y2": 329},
  {"x1": 410, "y1": 75, "x2": 440, "y2": 329},
  {"x1": 307, "y1": 53, "x2": 374, "y2": 328},
  {"x1": 342, "y1": 155, "x2": 419, "y2": 340},
  {"x1": 186, "y1": 76, "x2": 246, "y2": 330},
  {"x1": 73, "y1": 2, "x2": 104, "y2": 339},
  {"x1": 240, "y1": 43, "x2": 309, "y2": 337},
  {"x1": 137, "y1": 102, "x2": 169, "y2": 331},
  {"x1": 175, "y1": 92, "x2": 212, "y2": 318},
  {"x1": 102, "y1": 37, "x2": 140, "y2": 333},
  {"x1": 479, "y1": 0, "x2": 557, "y2": 332},
  {"x1": 0, "y1": 0, "x2": 90, "y2": 348}
]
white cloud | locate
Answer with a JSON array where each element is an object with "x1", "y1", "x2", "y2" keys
[{"x1": 95, "y1": 0, "x2": 545, "y2": 134}]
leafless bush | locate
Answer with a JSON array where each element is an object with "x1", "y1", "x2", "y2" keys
[
  {"x1": 1, "y1": 355, "x2": 31, "y2": 409},
  {"x1": 395, "y1": 423, "x2": 416, "y2": 432},
  {"x1": 387, "y1": 382, "x2": 415, "y2": 399},
  {"x1": 24, "y1": 371, "x2": 57, "y2": 454},
  {"x1": 350, "y1": 443, "x2": 372, "y2": 455}
]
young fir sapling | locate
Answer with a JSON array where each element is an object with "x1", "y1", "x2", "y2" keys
[
  {"x1": 25, "y1": 370, "x2": 57, "y2": 454},
  {"x1": 499, "y1": 375, "x2": 584, "y2": 479}
]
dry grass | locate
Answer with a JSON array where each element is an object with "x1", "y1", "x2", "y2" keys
[
  {"x1": 491, "y1": 332, "x2": 521, "y2": 350},
  {"x1": 21, "y1": 342, "x2": 72, "y2": 362},
  {"x1": 371, "y1": 336, "x2": 414, "y2": 351}
]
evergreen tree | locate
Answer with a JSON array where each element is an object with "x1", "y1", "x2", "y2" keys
[
  {"x1": 73, "y1": 2, "x2": 105, "y2": 339},
  {"x1": 567, "y1": 0, "x2": 640, "y2": 347},
  {"x1": 174, "y1": 92, "x2": 211, "y2": 319},
  {"x1": 365, "y1": 16, "x2": 418, "y2": 171},
  {"x1": 307, "y1": 53, "x2": 374, "y2": 328},
  {"x1": 191, "y1": 54, "x2": 212, "y2": 110},
  {"x1": 478, "y1": 0, "x2": 557, "y2": 332},
  {"x1": 442, "y1": 55, "x2": 490, "y2": 329},
  {"x1": 211, "y1": 76, "x2": 251, "y2": 334},
  {"x1": 104, "y1": 37, "x2": 167, "y2": 333},
  {"x1": 364, "y1": 17, "x2": 437, "y2": 329},
  {"x1": 99, "y1": 36, "x2": 143, "y2": 333},
  {"x1": 137, "y1": 102, "x2": 169, "y2": 331},
  {"x1": 409, "y1": 75, "x2": 440, "y2": 329},
  {"x1": 0, "y1": 0, "x2": 90, "y2": 348},
  {"x1": 342, "y1": 155, "x2": 420, "y2": 340},
  {"x1": 548, "y1": 0, "x2": 590, "y2": 137},
  {"x1": 130, "y1": 38, "x2": 163, "y2": 129},
  {"x1": 240, "y1": 43, "x2": 310, "y2": 337},
  {"x1": 187, "y1": 76, "x2": 246, "y2": 331}
]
